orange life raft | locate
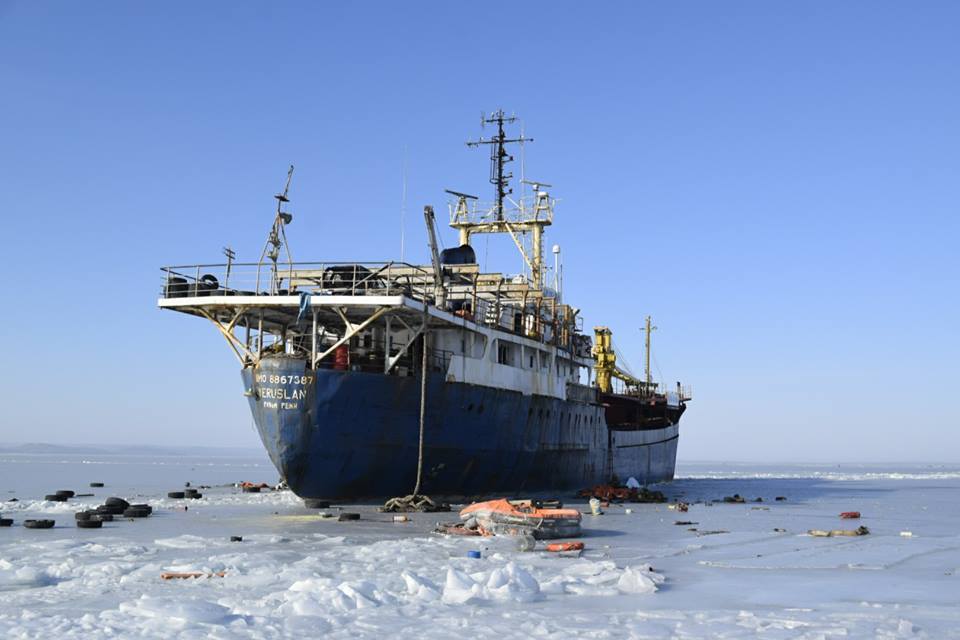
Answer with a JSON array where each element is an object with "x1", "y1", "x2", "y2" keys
[{"x1": 459, "y1": 499, "x2": 582, "y2": 539}]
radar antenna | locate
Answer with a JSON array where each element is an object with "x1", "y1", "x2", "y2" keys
[{"x1": 466, "y1": 110, "x2": 533, "y2": 221}]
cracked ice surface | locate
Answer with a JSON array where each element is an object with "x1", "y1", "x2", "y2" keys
[{"x1": 1, "y1": 455, "x2": 959, "y2": 638}]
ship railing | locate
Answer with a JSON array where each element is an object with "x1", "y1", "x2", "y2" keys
[
  {"x1": 160, "y1": 261, "x2": 438, "y2": 300},
  {"x1": 447, "y1": 195, "x2": 554, "y2": 227},
  {"x1": 161, "y1": 262, "x2": 585, "y2": 356}
]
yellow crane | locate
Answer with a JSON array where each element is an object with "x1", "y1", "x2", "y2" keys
[{"x1": 592, "y1": 319, "x2": 658, "y2": 395}]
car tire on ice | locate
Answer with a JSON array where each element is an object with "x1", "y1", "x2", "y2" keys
[
  {"x1": 338, "y1": 513, "x2": 360, "y2": 522},
  {"x1": 304, "y1": 499, "x2": 331, "y2": 509},
  {"x1": 0, "y1": 518, "x2": 12, "y2": 527},
  {"x1": 167, "y1": 492, "x2": 185, "y2": 499},
  {"x1": 123, "y1": 507, "x2": 150, "y2": 518},
  {"x1": 24, "y1": 519, "x2": 55, "y2": 529},
  {"x1": 105, "y1": 497, "x2": 130, "y2": 509},
  {"x1": 44, "y1": 494, "x2": 67, "y2": 502},
  {"x1": 75, "y1": 511, "x2": 94, "y2": 521},
  {"x1": 77, "y1": 519, "x2": 103, "y2": 529}
]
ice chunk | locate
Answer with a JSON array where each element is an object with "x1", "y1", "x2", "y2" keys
[
  {"x1": 616, "y1": 565, "x2": 664, "y2": 594},
  {"x1": 154, "y1": 534, "x2": 213, "y2": 549},
  {"x1": 0, "y1": 566, "x2": 53, "y2": 590},
  {"x1": 120, "y1": 596, "x2": 232, "y2": 624},
  {"x1": 626, "y1": 476, "x2": 641, "y2": 489},
  {"x1": 401, "y1": 571, "x2": 441, "y2": 601},
  {"x1": 485, "y1": 562, "x2": 541, "y2": 602},
  {"x1": 441, "y1": 567, "x2": 483, "y2": 604}
]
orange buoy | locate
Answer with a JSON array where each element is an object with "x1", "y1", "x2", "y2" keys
[{"x1": 546, "y1": 541, "x2": 584, "y2": 552}]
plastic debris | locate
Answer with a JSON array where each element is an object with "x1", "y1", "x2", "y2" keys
[
  {"x1": 578, "y1": 484, "x2": 666, "y2": 503},
  {"x1": 695, "y1": 530, "x2": 729, "y2": 537},
  {"x1": 900, "y1": 531, "x2": 914, "y2": 537},
  {"x1": 434, "y1": 522, "x2": 483, "y2": 536},
  {"x1": 625, "y1": 477, "x2": 641, "y2": 489},
  {"x1": 722, "y1": 494, "x2": 746, "y2": 504},
  {"x1": 546, "y1": 541, "x2": 584, "y2": 552},
  {"x1": 839, "y1": 511, "x2": 861, "y2": 519},
  {"x1": 808, "y1": 526, "x2": 870, "y2": 537},
  {"x1": 589, "y1": 498, "x2": 602, "y2": 516},
  {"x1": 160, "y1": 572, "x2": 226, "y2": 580}
]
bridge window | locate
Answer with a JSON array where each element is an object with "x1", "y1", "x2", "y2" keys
[{"x1": 495, "y1": 339, "x2": 519, "y2": 367}]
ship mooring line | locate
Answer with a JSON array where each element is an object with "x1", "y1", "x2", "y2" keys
[
  {"x1": 412, "y1": 326, "x2": 428, "y2": 497},
  {"x1": 380, "y1": 309, "x2": 449, "y2": 513}
]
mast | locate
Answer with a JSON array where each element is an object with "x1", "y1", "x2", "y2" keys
[
  {"x1": 644, "y1": 315, "x2": 658, "y2": 389},
  {"x1": 466, "y1": 110, "x2": 532, "y2": 221},
  {"x1": 452, "y1": 111, "x2": 555, "y2": 289}
]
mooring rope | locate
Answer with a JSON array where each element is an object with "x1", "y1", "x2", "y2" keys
[
  {"x1": 411, "y1": 328, "x2": 428, "y2": 497},
  {"x1": 381, "y1": 305, "x2": 449, "y2": 513}
]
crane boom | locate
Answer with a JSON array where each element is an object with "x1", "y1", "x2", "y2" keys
[{"x1": 592, "y1": 326, "x2": 655, "y2": 394}]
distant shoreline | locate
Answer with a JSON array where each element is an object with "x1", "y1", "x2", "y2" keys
[{"x1": 0, "y1": 442, "x2": 266, "y2": 457}]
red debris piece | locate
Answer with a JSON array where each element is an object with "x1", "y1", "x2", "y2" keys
[
  {"x1": 576, "y1": 484, "x2": 666, "y2": 503},
  {"x1": 546, "y1": 541, "x2": 584, "y2": 552},
  {"x1": 839, "y1": 511, "x2": 861, "y2": 519}
]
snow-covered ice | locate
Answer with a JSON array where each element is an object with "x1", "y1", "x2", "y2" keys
[{"x1": 1, "y1": 454, "x2": 959, "y2": 638}]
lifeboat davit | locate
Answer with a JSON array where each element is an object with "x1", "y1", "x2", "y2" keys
[{"x1": 459, "y1": 498, "x2": 582, "y2": 539}]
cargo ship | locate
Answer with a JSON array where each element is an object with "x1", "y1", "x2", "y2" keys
[{"x1": 158, "y1": 111, "x2": 691, "y2": 499}]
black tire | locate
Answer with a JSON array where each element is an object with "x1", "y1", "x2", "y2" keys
[
  {"x1": 55, "y1": 490, "x2": 76, "y2": 498},
  {"x1": 230, "y1": 535, "x2": 243, "y2": 542},
  {"x1": 98, "y1": 504, "x2": 126, "y2": 515},
  {"x1": 24, "y1": 519, "x2": 55, "y2": 529},
  {"x1": 338, "y1": 513, "x2": 360, "y2": 522},
  {"x1": 242, "y1": 486, "x2": 261, "y2": 493},
  {"x1": 105, "y1": 497, "x2": 130, "y2": 509},
  {"x1": 77, "y1": 519, "x2": 103, "y2": 529},
  {"x1": 184, "y1": 488, "x2": 199, "y2": 495},
  {"x1": 167, "y1": 492, "x2": 185, "y2": 499},
  {"x1": 187, "y1": 493, "x2": 202, "y2": 499},
  {"x1": 0, "y1": 518, "x2": 12, "y2": 527},
  {"x1": 130, "y1": 504, "x2": 152, "y2": 514},
  {"x1": 45, "y1": 494, "x2": 67, "y2": 502},
  {"x1": 123, "y1": 507, "x2": 150, "y2": 518},
  {"x1": 304, "y1": 499, "x2": 330, "y2": 509},
  {"x1": 75, "y1": 511, "x2": 94, "y2": 521},
  {"x1": 92, "y1": 514, "x2": 113, "y2": 522},
  {"x1": 90, "y1": 482, "x2": 105, "y2": 488}
]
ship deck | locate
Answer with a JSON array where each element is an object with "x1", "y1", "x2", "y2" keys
[{"x1": 158, "y1": 260, "x2": 593, "y2": 372}]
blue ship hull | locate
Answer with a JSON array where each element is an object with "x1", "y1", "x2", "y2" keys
[{"x1": 243, "y1": 356, "x2": 679, "y2": 499}]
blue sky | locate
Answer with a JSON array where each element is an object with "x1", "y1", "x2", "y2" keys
[{"x1": 0, "y1": 2, "x2": 956, "y2": 461}]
